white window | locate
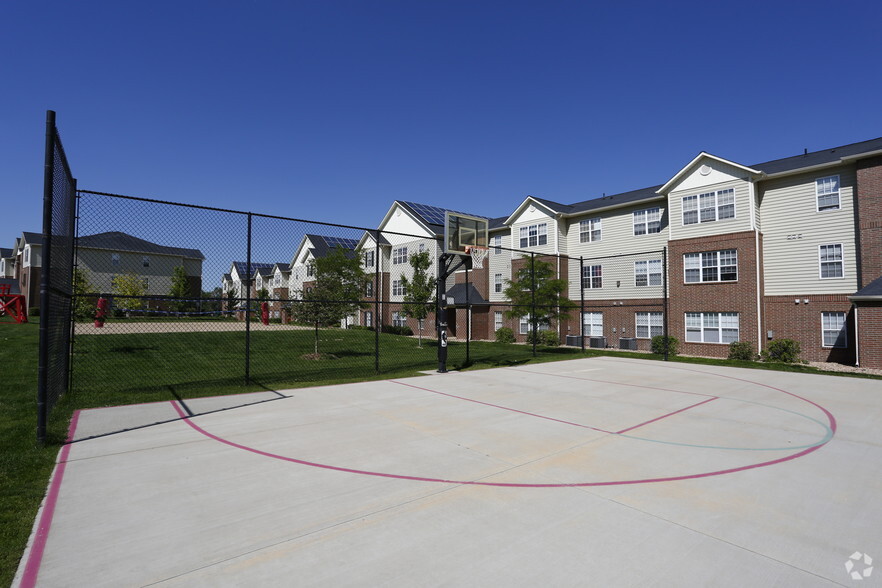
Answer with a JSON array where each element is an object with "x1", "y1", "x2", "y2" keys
[
  {"x1": 633, "y1": 208, "x2": 661, "y2": 235},
  {"x1": 365, "y1": 280, "x2": 373, "y2": 297},
  {"x1": 392, "y1": 279, "x2": 404, "y2": 296},
  {"x1": 306, "y1": 262, "x2": 315, "y2": 277},
  {"x1": 392, "y1": 247, "x2": 408, "y2": 265},
  {"x1": 635, "y1": 312, "x2": 663, "y2": 339},
  {"x1": 581, "y1": 265, "x2": 602, "y2": 289},
  {"x1": 519, "y1": 223, "x2": 548, "y2": 248},
  {"x1": 495, "y1": 311, "x2": 503, "y2": 331},
  {"x1": 363, "y1": 250, "x2": 375, "y2": 268},
  {"x1": 143, "y1": 277, "x2": 149, "y2": 290},
  {"x1": 635, "y1": 260, "x2": 662, "y2": 287},
  {"x1": 364, "y1": 311, "x2": 372, "y2": 328},
  {"x1": 111, "y1": 253, "x2": 120, "y2": 267},
  {"x1": 519, "y1": 314, "x2": 549, "y2": 334},
  {"x1": 579, "y1": 218, "x2": 602, "y2": 243},
  {"x1": 685, "y1": 312, "x2": 739, "y2": 343},
  {"x1": 392, "y1": 311, "x2": 406, "y2": 327},
  {"x1": 419, "y1": 243, "x2": 425, "y2": 253},
  {"x1": 819, "y1": 244, "x2": 844, "y2": 279},
  {"x1": 684, "y1": 250, "x2": 737, "y2": 283},
  {"x1": 816, "y1": 175, "x2": 840, "y2": 211},
  {"x1": 822, "y1": 312, "x2": 847, "y2": 348},
  {"x1": 582, "y1": 312, "x2": 603, "y2": 336},
  {"x1": 492, "y1": 235, "x2": 502, "y2": 254},
  {"x1": 683, "y1": 189, "x2": 735, "y2": 225},
  {"x1": 494, "y1": 273, "x2": 503, "y2": 293},
  {"x1": 142, "y1": 256, "x2": 150, "y2": 267}
]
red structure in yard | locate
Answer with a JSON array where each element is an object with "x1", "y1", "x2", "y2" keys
[{"x1": 0, "y1": 284, "x2": 28, "y2": 323}]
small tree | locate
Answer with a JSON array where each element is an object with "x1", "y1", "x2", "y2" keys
[
  {"x1": 503, "y1": 256, "x2": 576, "y2": 341},
  {"x1": 169, "y1": 265, "x2": 191, "y2": 314},
  {"x1": 112, "y1": 272, "x2": 147, "y2": 317},
  {"x1": 225, "y1": 289, "x2": 237, "y2": 316},
  {"x1": 400, "y1": 250, "x2": 436, "y2": 347},
  {"x1": 290, "y1": 247, "x2": 366, "y2": 356},
  {"x1": 72, "y1": 268, "x2": 96, "y2": 320}
]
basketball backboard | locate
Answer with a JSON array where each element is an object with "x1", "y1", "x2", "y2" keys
[{"x1": 444, "y1": 211, "x2": 488, "y2": 255}]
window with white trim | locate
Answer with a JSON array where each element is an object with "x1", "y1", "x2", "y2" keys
[
  {"x1": 392, "y1": 247, "x2": 408, "y2": 265},
  {"x1": 492, "y1": 235, "x2": 502, "y2": 254},
  {"x1": 364, "y1": 311, "x2": 372, "y2": 328},
  {"x1": 684, "y1": 250, "x2": 737, "y2": 283},
  {"x1": 635, "y1": 312, "x2": 663, "y2": 339},
  {"x1": 142, "y1": 256, "x2": 150, "y2": 268},
  {"x1": 24, "y1": 247, "x2": 30, "y2": 264},
  {"x1": 582, "y1": 312, "x2": 603, "y2": 337},
  {"x1": 392, "y1": 311, "x2": 406, "y2": 328},
  {"x1": 494, "y1": 273, "x2": 503, "y2": 293},
  {"x1": 816, "y1": 175, "x2": 840, "y2": 211},
  {"x1": 363, "y1": 250, "x2": 375, "y2": 268},
  {"x1": 822, "y1": 312, "x2": 847, "y2": 348},
  {"x1": 633, "y1": 208, "x2": 661, "y2": 235},
  {"x1": 682, "y1": 188, "x2": 735, "y2": 225},
  {"x1": 519, "y1": 223, "x2": 548, "y2": 248},
  {"x1": 685, "y1": 312, "x2": 739, "y2": 343},
  {"x1": 365, "y1": 280, "x2": 373, "y2": 297},
  {"x1": 306, "y1": 262, "x2": 315, "y2": 277},
  {"x1": 581, "y1": 265, "x2": 602, "y2": 289},
  {"x1": 519, "y1": 314, "x2": 549, "y2": 334},
  {"x1": 635, "y1": 260, "x2": 662, "y2": 287},
  {"x1": 579, "y1": 218, "x2": 601, "y2": 243},
  {"x1": 111, "y1": 253, "x2": 120, "y2": 267},
  {"x1": 392, "y1": 279, "x2": 404, "y2": 296},
  {"x1": 495, "y1": 311, "x2": 503, "y2": 331},
  {"x1": 819, "y1": 244, "x2": 843, "y2": 278}
]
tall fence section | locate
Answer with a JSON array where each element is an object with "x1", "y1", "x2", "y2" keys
[{"x1": 37, "y1": 113, "x2": 668, "y2": 441}]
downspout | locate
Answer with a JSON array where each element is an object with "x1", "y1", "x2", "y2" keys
[
  {"x1": 853, "y1": 305, "x2": 859, "y2": 367},
  {"x1": 750, "y1": 181, "x2": 763, "y2": 352}
]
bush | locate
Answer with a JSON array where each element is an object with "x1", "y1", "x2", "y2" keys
[
  {"x1": 541, "y1": 330, "x2": 559, "y2": 347},
  {"x1": 728, "y1": 341, "x2": 756, "y2": 361},
  {"x1": 651, "y1": 335, "x2": 678, "y2": 356},
  {"x1": 381, "y1": 324, "x2": 413, "y2": 336},
  {"x1": 28, "y1": 307, "x2": 40, "y2": 318},
  {"x1": 762, "y1": 339, "x2": 801, "y2": 363},
  {"x1": 495, "y1": 327, "x2": 515, "y2": 344}
]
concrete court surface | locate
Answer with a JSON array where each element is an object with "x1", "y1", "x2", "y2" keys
[{"x1": 15, "y1": 356, "x2": 882, "y2": 587}]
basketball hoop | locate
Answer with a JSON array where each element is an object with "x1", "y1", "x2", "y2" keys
[{"x1": 465, "y1": 245, "x2": 489, "y2": 269}]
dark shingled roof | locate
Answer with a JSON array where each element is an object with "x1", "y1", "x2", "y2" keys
[
  {"x1": 852, "y1": 275, "x2": 882, "y2": 299},
  {"x1": 567, "y1": 185, "x2": 665, "y2": 215},
  {"x1": 397, "y1": 201, "x2": 492, "y2": 234},
  {"x1": 305, "y1": 234, "x2": 359, "y2": 260},
  {"x1": 79, "y1": 232, "x2": 204, "y2": 259},
  {"x1": 444, "y1": 283, "x2": 489, "y2": 306},
  {"x1": 751, "y1": 136, "x2": 882, "y2": 176},
  {"x1": 232, "y1": 262, "x2": 275, "y2": 277},
  {"x1": 0, "y1": 248, "x2": 12, "y2": 258}
]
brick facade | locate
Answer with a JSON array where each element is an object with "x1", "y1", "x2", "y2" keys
[
  {"x1": 856, "y1": 155, "x2": 882, "y2": 288},
  {"x1": 856, "y1": 303, "x2": 882, "y2": 368},
  {"x1": 763, "y1": 295, "x2": 855, "y2": 363}
]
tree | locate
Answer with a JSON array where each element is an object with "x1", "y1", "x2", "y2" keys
[
  {"x1": 169, "y1": 265, "x2": 191, "y2": 314},
  {"x1": 400, "y1": 250, "x2": 436, "y2": 347},
  {"x1": 225, "y1": 289, "x2": 237, "y2": 316},
  {"x1": 72, "y1": 268, "x2": 96, "y2": 320},
  {"x1": 290, "y1": 247, "x2": 366, "y2": 356},
  {"x1": 112, "y1": 272, "x2": 147, "y2": 316},
  {"x1": 503, "y1": 256, "x2": 576, "y2": 338}
]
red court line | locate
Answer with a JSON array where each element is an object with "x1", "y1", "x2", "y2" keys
[
  {"x1": 510, "y1": 366, "x2": 717, "y2": 398},
  {"x1": 19, "y1": 410, "x2": 81, "y2": 588},
  {"x1": 616, "y1": 397, "x2": 719, "y2": 434},
  {"x1": 390, "y1": 379, "x2": 615, "y2": 434}
]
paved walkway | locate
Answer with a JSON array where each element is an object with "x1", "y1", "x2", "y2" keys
[{"x1": 15, "y1": 357, "x2": 882, "y2": 586}]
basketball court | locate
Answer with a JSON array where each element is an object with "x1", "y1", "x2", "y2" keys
[{"x1": 16, "y1": 357, "x2": 882, "y2": 586}]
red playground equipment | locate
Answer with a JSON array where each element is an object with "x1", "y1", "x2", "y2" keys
[{"x1": 0, "y1": 284, "x2": 28, "y2": 323}]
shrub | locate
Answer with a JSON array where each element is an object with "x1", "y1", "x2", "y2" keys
[
  {"x1": 381, "y1": 325, "x2": 413, "y2": 336},
  {"x1": 541, "y1": 330, "x2": 559, "y2": 347},
  {"x1": 651, "y1": 335, "x2": 678, "y2": 356},
  {"x1": 728, "y1": 341, "x2": 756, "y2": 361},
  {"x1": 28, "y1": 307, "x2": 40, "y2": 318},
  {"x1": 495, "y1": 327, "x2": 515, "y2": 344},
  {"x1": 762, "y1": 339, "x2": 801, "y2": 363}
]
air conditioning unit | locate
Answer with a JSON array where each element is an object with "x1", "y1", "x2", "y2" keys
[
  {"x1": 589, "y1": 336, "x2": 607, "y2": 349},
  {"x1": 619, "y1": 337, "x2": 637, "y2": 350},
  {"x1": 565, "y1": 335, "x2": 582, "y2": 347}
]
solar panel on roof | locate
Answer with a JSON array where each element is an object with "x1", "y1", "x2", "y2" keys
[
  {"x1": 322, "y1": 236, "x2": 358, "y2": 249},
  {"x1": 400, "y1": 201, "x2": 490, "y2": 226}
]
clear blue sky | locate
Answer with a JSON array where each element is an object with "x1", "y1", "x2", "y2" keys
[{"x1": 3, "y1": 0, "x2": 882, "y2": 246}]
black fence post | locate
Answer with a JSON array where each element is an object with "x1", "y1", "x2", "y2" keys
[
  {"x1": 245, "y1": 213, "x2": 252, "y2": 384},
  {"x1": 530, "y1": 252, "x2": 537, "y2": 357},
  {"x1": 465, "y1": 266, "x2": 470, "y2": 365},
  {"x1": 579, "y1": 256, "x2": 585, "y2": 351},
  {"x1": 374, "y1": 231, "x2": 380, "y2": 373},
  {"x1": 37, "y1": 111, "x2": 57, "y2": 445},
  {"x1": 663, "y1": 246, "x2": 669, "y2": 362}
]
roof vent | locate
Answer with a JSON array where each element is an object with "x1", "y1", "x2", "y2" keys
[{"x1": 699, "y1": 164, "x2": 712, "y2": 176}]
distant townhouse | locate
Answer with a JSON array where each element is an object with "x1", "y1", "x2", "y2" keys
[{"x1": 9, "y1": 232, "x2": 43, "y2": 310}]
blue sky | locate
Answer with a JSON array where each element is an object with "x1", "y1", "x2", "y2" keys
[{"x1": 3, "y1": 0, "x2": 882, "y2": 250}]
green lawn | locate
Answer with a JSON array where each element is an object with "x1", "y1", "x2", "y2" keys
[{"x1": 2, "y1": 321, "x2": 879, "y2": 585}]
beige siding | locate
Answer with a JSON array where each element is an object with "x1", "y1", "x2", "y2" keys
[
  {"x1": 668, "y1": 178, "x2": 753, "y2": 241},
  {"x1": 76, "y1": 248, "x2": 199, "y2": 296},
  {"x1": 488, "y1": 231, "x2": 512, "y2": 302},
  {"x1": 759, "y1": 166, "x2": 857, "y2": 295},
  {"x1": 510, "y1": 204, "x2": 558, "y2": 256}
]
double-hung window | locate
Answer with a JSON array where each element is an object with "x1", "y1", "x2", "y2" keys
[
  {"x1": 519, "y1": 314, "x2": 549, "y2": 334},
  {"x1": 582, "y1": 312, "x2": 603, "y2": 337},
  {"x1": 685, "y1": 312, "x2": 739, "y2": 343},
  {"x1": 392, "y1": 247, "x2": 408, "y2": 265},
  {"x1": 111, "y1": 253, "x2": 120, "y2": 267},
  {"x1": 519, "y1": 223, "x2": 548, "y2": 248},
  {"x1": 635, "y1": 312, "x2": 663, "y2": 339},
  {"x1": 579, "y1": 218, "x2": 601, "y2": 243},
  {"x1": 492, "y1": 235, "x2": 502, "y2": 254},
  {"x1": 142, "y1": 256, "x2": 150, "y2": 268},
  {"x1": 635, "y1": 260, "x2": 662, "y2": 287},
  {"x1": 822, "y1": 312, "x2": 847, "y2": 347},
  {"x1": 683, "y1": 189, "x2": 735, "y2": 225},
  {"x1": 365, "y1": 280, "x2": 373, "y2": 297},
  {"x1": 684, "y1": 250, "x2": 737, "y2": 283},
  {"x1": 633, "y1": 208, "x2": 661, "y2": 235},
  {"x1": 581, "y1": 265, "x2": 602, "y2": 289},
  {"x1": 392, "y1": 279, "x2": 404, "y2": 296},
  {"x1": 363, "y1": 250, "x2": 375, "y2": 269},
  {"x1": 494, "y1": 311, "x2": 503, "y2": 331},
  {"x1": 494, "y1": 273, "x2": 503, "y2": 293},
  {"x1": 819, "y1": 244, "x2": 844, "y2": 278},
  {"x1": 816, "y1": 176, "x2": 840, "y2": 211},
  {"x1": 392, "y1": 311, "x2": 406, "y2": 328}
]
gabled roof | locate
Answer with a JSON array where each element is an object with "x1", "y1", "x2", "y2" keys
[
  {"x1": 253, "y1": 267, "x2": 274, "y2": 278},
  {"x1": 567, "y1": 185, "x2": 664, "y2": 215},
  {"x1": 21, "y1": 232, "x2": 43, "y2": 244},
  {"x1": 0, "y1": 248, "x2": 12, "y2": 258},
  {"x1": 397, "y1": 201, "x2": 491, "y2": 232},
  {"x1": 231, "y1": 261, "x2": 275, "y2": 278},
  {"x1": 657, "y1": 153, "x2": 762, "y2": 195},
  {"x1": 304, "y1": 234, "x2": 359, "y2": 259},
  {"x1": 273, "y1": 263, "x2": 291, "y2": 274},
  {"x1": 752, "y1": 136, "x2": 882, "y2": 176},
  {"x1": 444, "y1": 282, "x2": 489, "y2": 306},
  {"x1": 503, "y1": 196, "x2": 569, "y2": 225},
  {"x1": 78, "y1": 232, "x2": 205, "y2": 260},
  {"x1": 850, "y1": 275, "x2": 882, "y2": 301}
]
